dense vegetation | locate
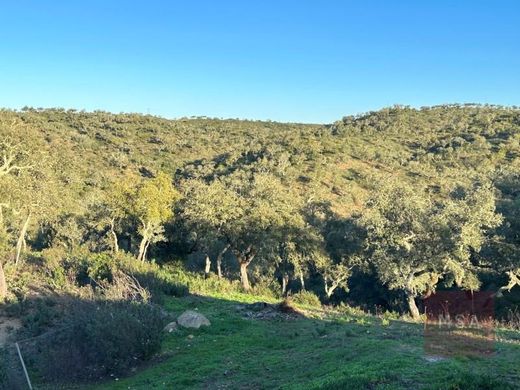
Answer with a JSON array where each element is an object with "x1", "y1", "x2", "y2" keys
[
  {"x1": 2, "y1": 104, "x2": 520, "y2": 387},
  {"x1": 2, "y1": 106, "x2": 520, "y2": 301}
]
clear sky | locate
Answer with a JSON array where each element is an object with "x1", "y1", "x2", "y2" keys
[{"x1": 0, "y1": 1, "x2": 519, "y2": 123}]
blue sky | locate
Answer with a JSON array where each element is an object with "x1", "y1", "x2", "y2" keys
[{"x1": 0, "y1": 1, "x2": 519, "y2": 123}]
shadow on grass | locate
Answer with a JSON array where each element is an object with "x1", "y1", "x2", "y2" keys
[
  {"x1": 1, "y1": 289, "x2": 520, "y2": 390},
  {"x1": 90, "y1": 296, "x2": 520, "y2": 389},
  {"x1": 0, "y1": 263, "x2": 193, "y2": 390}
]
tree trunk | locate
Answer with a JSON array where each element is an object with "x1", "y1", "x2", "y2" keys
[
  {"x1": 204, "y1": 254, "x2": 211, "y2": 278},
  {"x1": 299, "y1": 270, "x2": 305, "y2": 291},
  {"x1": 143, "y1": 240, "x2": 151, "y2": 262},
  {"x1": 325, "y1": 284, "x2": 336, "y2": 298},
  {"x1": 233, "y1": 246, "x2": 255, "y2": 291},
  {"x1": 406, "y1": 291, "x2": 421, "y2": 320},
  {"x1": 324, "y1": 276, "x2": 337, "y2": 298},
  {"x1": 15, "y1": 213, "x2": 31, "y2": 266},
  {"x1": 110, "y1": 218, "x2": 119, "y2": 253},
  {"x1": 281, "y1": 274, "x2": 289, "y2": 296},
  {"x1": 216, "y1": 244, "x2": 230, "y2": 279},
  {"x1": 0, "y1": 260, "x2": 7, "y2": 299},
  {"x1": 216, "y1": 258, "x2": 223, "y2": 279},
  {"x1": 137, "y1": 236, "x2": 148, "y2": 262},
  {"x1": 240, "y1": 262, "x2": 251, "y2": 291}
]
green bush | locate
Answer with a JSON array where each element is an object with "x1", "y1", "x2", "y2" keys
[
  {"x1": 290, "y1": 290, "x2": 322, "y2": 307},
  {"x1": 36, "y1": 249, "x2": 189, "y2": 302},
  {"x1": 133, "y1": 271, "x2": 189, "y2": 299},
  {"x1": 336, "y1": 303, "x2": 367, "y2": 317},
  {"x1": 21, "y1": 298, "x2": 60, "y2": 337},
  {"x1": 39, "y1": 247, "x2": 99, "y2": 288},
  {"x1": 118, "y1": 257, "x2": 189, "y2": 300},
  {"x1": 32, "y1": 300, "x2": 166, "y2": 382},
  {"x1": 69, "y1": 251, "x2": 115, "y2": 287},
  {"x1": 161, "y1": 263, "x2": 276, "y2": 300},
  {"x1": 38, "y1": 247, "x2": 67, "y2": 287},
  {"x1": 3, "y1": 262, "x2": 33, "y2": 300},
  {"x1": 381, "y1": 310, "x2": 400, "y2": 321},
  {"x1": 85, "y1": 253, "x2": 114, "y2": 283}
]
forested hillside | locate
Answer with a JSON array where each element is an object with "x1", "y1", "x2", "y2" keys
[
  {"x1": 0, "y1": 105, "x2": 520, "y2": 382},
  {"x1": 2, "y1": 105, "x2": 520, "y2": 386},
  {"x1": 0, "y1": 105, "x2": 520, "y2": 381}
]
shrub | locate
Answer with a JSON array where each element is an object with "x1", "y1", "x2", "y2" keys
[
  {"x1": 337, "y1": 303, "x2": 367, "y2": 317},
  {"x1": 29, "y1": 249, "x2": 189, "y2": 304},
  {"x1": 25, "y1": 250, "x2": 66, "y2": 290},
  {"x1": 3, "y1": 262, "x2": 32, "y2": 300},
  {"x1": 381, "y1": 310, "x2": 400, "y2": 322},
  {"x1": 20, "y1": 298, "x2": 61, "y2": 337},
  {"x1": 133, "y1": 271, "x2": 189, "y2": 300},
  {"x1": 67, "y1": 251, "x2": 115, "y2": 287},
  {"x1": 0, "y1": 346, "x2": 27, "y2": 389},
  {"x1": 39, "y1": 247, "x2": 86, "y2": 288},
  {"x1": 97, "y1": 270, "x2": 151, "y2": 302},
  {"x1": 160, "y1": 263, "x2": 276, "y2": 301},
  {"x1": 290, "y1": 290, "x2": 322, "y2": 307},
  {"x1": 118, "y1": 257, "x2": 189, "y2": 300},
  {"x1": 84, "y1": 253, "x2": 114, "y2": 283},
  {"x1": 30, "y1": 300, "x2": 166, "y2": 382}
]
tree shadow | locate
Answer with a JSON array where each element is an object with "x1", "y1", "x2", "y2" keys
[{"x1": 2, "y1": 285, "x2": 520, "y2": 390}]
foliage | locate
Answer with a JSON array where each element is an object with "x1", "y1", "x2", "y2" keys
[
  {"x1": 2, "y1": 105, "x2": 520, "y2": 388},
  {"x1": 31, "y1": 300, "x2": 165, "y2": 382},
  {"x1": 1, "y1": 105, "x2": 520, "y2": 316},
  {"x1": 360, "y1": 179, "x2": 501, "y2": 317},
  {"x1": 290, "y1": 290, "x2": 322, "y2": 307},
  {"x1": 117, "y1": 256, "x2": 189, "y2": 300}
]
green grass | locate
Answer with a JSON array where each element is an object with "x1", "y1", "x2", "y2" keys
[{"x1": 83, "y1": 291, "x2": 520, "y2": 390}]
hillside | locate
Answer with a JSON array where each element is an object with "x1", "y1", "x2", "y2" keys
[
  {"x1": 3, "y1": 104, "x2": 520, "y2": 211},
  {"x1": 2, "y1": 105, "x2": 520, "y2": 388},
  {"x1": 2, "y1": 104, "x2": 520, "y2": 303}
]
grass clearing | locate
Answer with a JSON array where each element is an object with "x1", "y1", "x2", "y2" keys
[{"x1": 87, "y1": 290, "x2": 520, "y2": 390}]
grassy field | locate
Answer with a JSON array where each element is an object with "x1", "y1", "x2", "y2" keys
[{"x1": 86, "y1": 291, "x2": 520, "y2": 390}]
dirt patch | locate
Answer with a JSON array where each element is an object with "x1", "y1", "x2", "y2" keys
[{"x1": 235, "y1": 301, "x2": 303, "y2": 320}]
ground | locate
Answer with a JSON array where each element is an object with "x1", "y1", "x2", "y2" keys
[
  {"x1": 0, "y1": 315, "x2": 21, "y2": 347},
  {"x1": 76, "y1": 291, "x2": 520, "y2": 390}
]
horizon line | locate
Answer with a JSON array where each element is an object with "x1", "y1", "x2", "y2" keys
[{"x1": 2, "y1": 102, "x2": 519, "y2": 126}]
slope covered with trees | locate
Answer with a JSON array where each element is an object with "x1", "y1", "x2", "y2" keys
[{"x1": 2, "y1": 104, "x2": 520, "y2": 318}]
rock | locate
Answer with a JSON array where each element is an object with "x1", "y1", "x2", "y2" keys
[
  {"x1": 163, "y1": 321, "x2": 178, "y2": 333},
  {"x1": 187, "y1": 334, "x2": 194, "y2": 339},
  {"x1": 177, "y1": 310, "x2": 211, "y2": 329},
  {"x1": 148, "y1": 136, "x2": 164, "y2": 144},
  {"x1": 424, "y1": 355, "x2": 447, "y2": 363}
]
